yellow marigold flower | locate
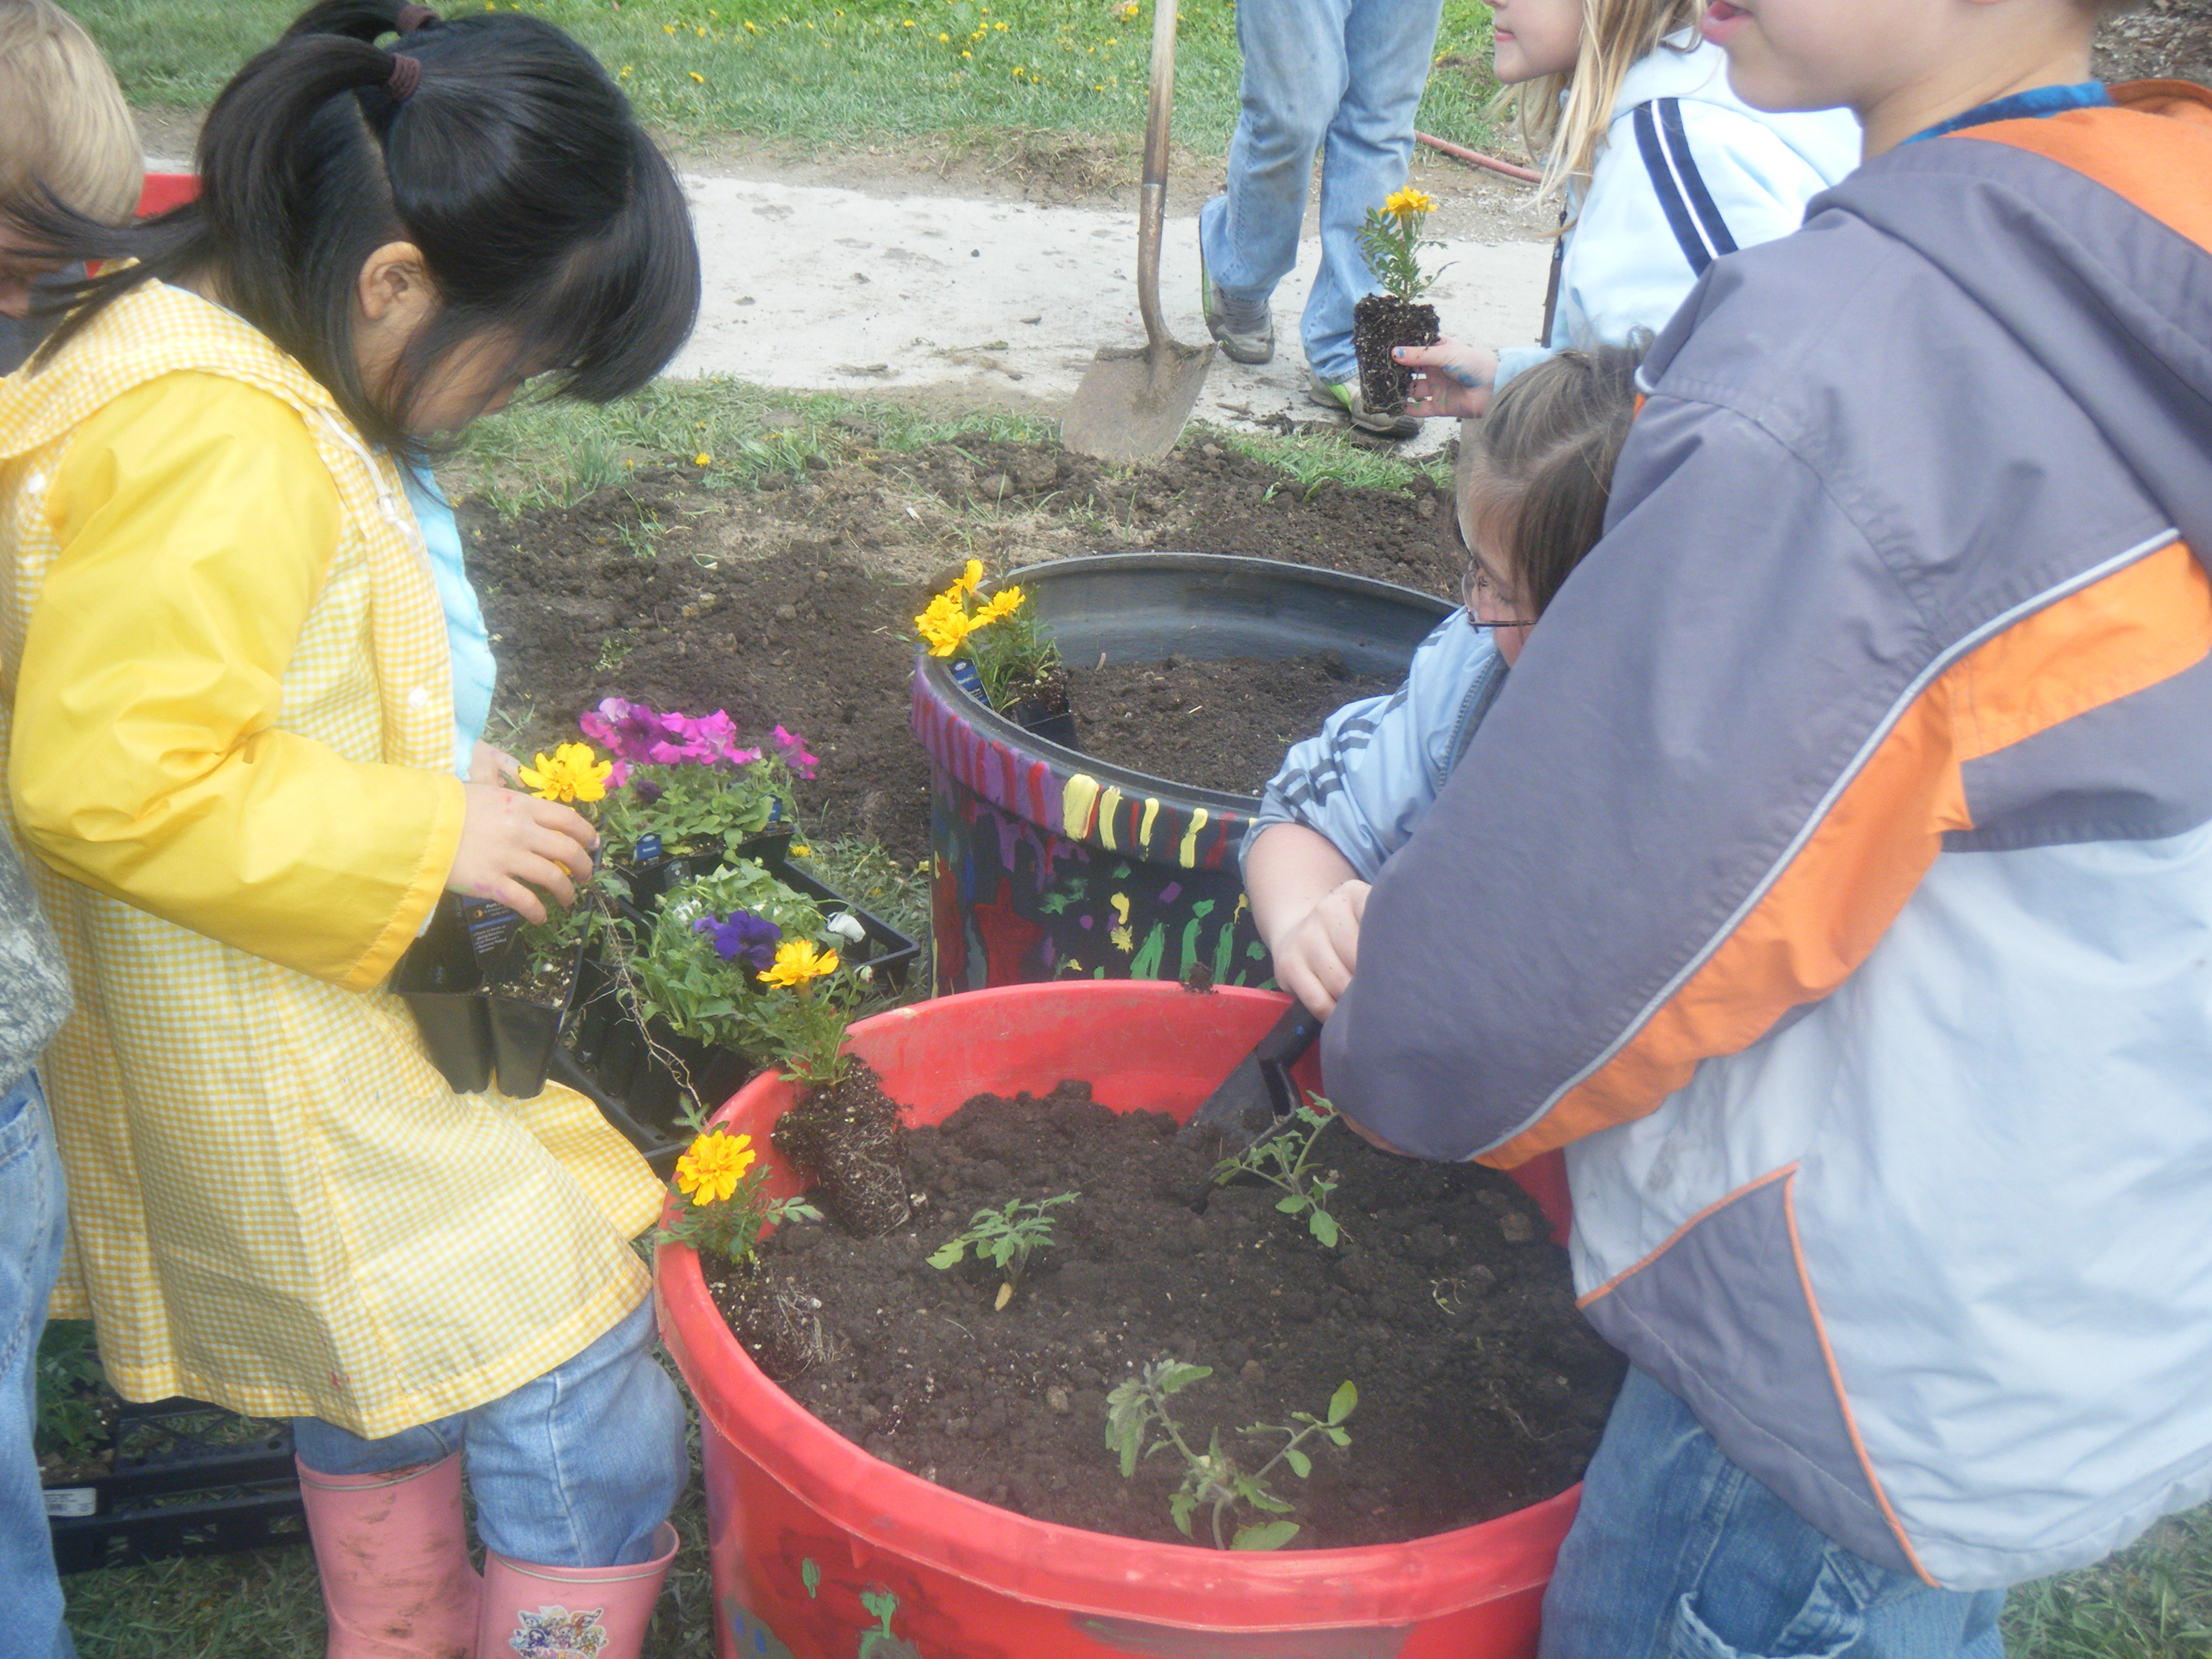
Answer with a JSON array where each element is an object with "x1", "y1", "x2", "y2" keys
[
  {"x1": 1384, "y1": 187, "x2": 1438, "y2": 218},
  {"x1": 954, "y1": 558, "x2": 984, "y2": 595},
  {"x1": 916, "y1": 592, "x2": 974, "y2": 656},
  {"x1": 518, "y1": 741, "x2": 613, "y2": 804},
  {"x1": 675, "y1": 1130, "x2": 757, "y2": 1207},
  {"x1": 762, "y1": 939, "x2": 840, "y2": 988},
  {"x1": 973, "y1": 585, "x2": 1025, "y2": 625}
]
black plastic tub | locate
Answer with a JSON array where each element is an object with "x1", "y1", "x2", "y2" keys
[{"x1": 912, "y1": 554, "x2": 1449, "y2": 994}]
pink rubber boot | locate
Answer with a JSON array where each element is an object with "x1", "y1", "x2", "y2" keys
[
  {"x1": 475, "y1": 1522, "x2": 679, "y2": 1659},
  {"x1": 296, "y1": 1452, "x2": 481, "y2": 1659}
]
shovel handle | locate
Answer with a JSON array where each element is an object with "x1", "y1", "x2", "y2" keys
[{"x1": 1136, "y1": 0, "x2": 1179, "y2": 352}]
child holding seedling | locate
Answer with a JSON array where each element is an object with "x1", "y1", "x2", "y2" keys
[
  {"x1": 1329, "y1": 0, "x2": 2212, "y2": 1650},
  {"x1": 1394, "y1": 0, "x2": 1858, "y2": 417},
  {"x1": 0, "y1": 4, "x2": 702, "y2": 1655},
  {"x1": 1244, "y1": 343, "x2": 1640, "y2": 1019}
]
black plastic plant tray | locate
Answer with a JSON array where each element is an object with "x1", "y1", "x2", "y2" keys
[{"x1": 46, "y1": 1397, "x2": 306, "y2": 1574}]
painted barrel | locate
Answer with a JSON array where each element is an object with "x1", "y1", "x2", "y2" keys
[
  {"x1": 911, "y1": 555, "x2": 1451, "y2": 996},
  {"x1": 655, "y1": 980, "x2": 1579, "y2": 1659}
]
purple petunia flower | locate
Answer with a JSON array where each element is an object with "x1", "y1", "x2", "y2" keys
[{"x1": 694, "y1": 910, "x2": 780, "y2": 972}]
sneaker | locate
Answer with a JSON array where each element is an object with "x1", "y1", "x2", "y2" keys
[
  {"x1": 1199, "y1": 242, "x2": 1275, "y2": 365},
  {"x1": 1307, "y1": 369, "x2": 1419, "y2": 440}
]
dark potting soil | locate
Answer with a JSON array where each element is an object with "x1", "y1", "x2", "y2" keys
[
  {"x1": 712, "y1": 1082, "x2": 1623, "y2": 1551},
  {"x1": 771, "y1": 1059, "x2": 913, "y2": 1237},
  {"x1": 1353, "y1": 295, "x2": 1441, "y2": 419},
  {"x1": 1067, "y1": 652, "x2": 1400, "y2": 796},
  {"x1": 465, "y1": 437, "x2": 1460, "y2": 863}
]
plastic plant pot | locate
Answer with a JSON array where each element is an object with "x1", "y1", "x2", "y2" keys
[
  {"x1": 389, "y1": 906, "x2": 494, "y2": 1095},
  {"x1": 912, "y1": 555, "x2": 1450, "y2": 996},
  {"x1": 656, "y1": 979, "x2": 1578, "y2": 1659},
  {"x1": 487, "y1": 940, "x2": 585, "y2": 1101}
]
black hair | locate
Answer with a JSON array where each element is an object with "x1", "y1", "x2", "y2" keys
[{"x1": 12, "y1": 0, "x2": 699, "y2": 456}]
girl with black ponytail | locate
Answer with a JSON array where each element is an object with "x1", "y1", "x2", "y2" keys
[{"x1": 0, "y1": 6, "x2": 700, "y2": 1654}]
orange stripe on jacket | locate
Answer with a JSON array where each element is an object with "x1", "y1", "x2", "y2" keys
[
  {"x1": 1481, "y1": 543, "x2": 2212, "y2": 1168},
  {"x1": 1966, "y1": 82, "x2": 2212, "y2": 255}
]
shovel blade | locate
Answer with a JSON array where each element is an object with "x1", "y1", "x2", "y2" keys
[{"x1": 1061, "y1": 339, "x2": 1214, "y2": 464}]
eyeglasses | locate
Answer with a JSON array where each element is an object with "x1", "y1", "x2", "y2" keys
[{"x1": 1455, "y1": 531, "x2": 1537, "y2": 631}]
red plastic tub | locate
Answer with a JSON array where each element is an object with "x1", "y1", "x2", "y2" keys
[
  {"x1": 656, "y1": 980, "x2": 1580, "y2": 1659},
  {"x1": 136, "y1": 173, "x2": 197, "y2": 216}
]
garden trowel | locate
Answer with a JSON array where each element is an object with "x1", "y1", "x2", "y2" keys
[
  {"x1": 1060, "y1": 0, "x2": 1213, "y2": 464},
  {"x1": 1176, "y1": 1001, "x2": 1323, "y2": 1158}
]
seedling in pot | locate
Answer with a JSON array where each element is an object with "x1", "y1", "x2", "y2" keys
[
  {"x1": 928, "y1": 1192, "x2": 1078, "y2": 1309},
  {"x1": 655, "y1": 1126, "x2": 821, "y2": 1268},
  {"x1": 1212, "y1": 1096, "x2": 1348, "y2": 1247},
  {"x1": 1105, "y1": 1359, "x2": 1358, "y2": 1550}
]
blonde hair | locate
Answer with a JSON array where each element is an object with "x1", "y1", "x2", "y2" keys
[
  {"x1": 0, "y1": 0, "x2": 139, "y2": 225},
  {"x1": 1498, "y1": 0, "x2": 1704, "y2": 203}
]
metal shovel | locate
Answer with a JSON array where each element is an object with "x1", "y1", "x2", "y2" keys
[{"x1": 1060, "y1": 0, "x2": 1213, "y2": 463}]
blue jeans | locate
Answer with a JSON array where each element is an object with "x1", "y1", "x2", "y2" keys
[
  {"x1": 1540, "y1": 1367, "x2": 2006, "y2": 1659},
  {"x1": 293, "y1": 1293, "x2": 685, "y2": 1568},
  {"x1": 1197, "y1": 0, "x2": 1444, "y2": 383},
  {"x1": 0, "y1": 1072, "x2": 74, "y2": 1659}
]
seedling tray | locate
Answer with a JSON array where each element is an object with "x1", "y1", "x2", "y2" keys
[{"x1": 45, "y1": 1397, "x2": 305, "y2": 1574}]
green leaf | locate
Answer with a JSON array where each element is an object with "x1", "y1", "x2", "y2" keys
[
  {"x1": 1275, "y1": 1195, "x2": 1306, "y2": 1215},
  {"x1": 1283, "y1": 1447, "x2": 1311, "y2": 1479},
  {"x1": 1169, "y1": 1492, "x2": 1197, "y2": 1537},
  {"x1": 1322, "y1": 1426, "x2": 1351, "y2": 1447},
  {"x1": 1232, "y1": 1520, "x2": 1300, "y2": 1551},
  {"x1": 1157, "y1": 1363, "x2": 1212, "y2": 1395},
  {"x1": 1233, "y1": 1475, "x2": 1295, "y2": 1513},
  {"x1": 1328, "y1": 1380, "x2": 1358, "y2": 1425},
  {"x1": 1309, "y1": 1210, "x2": 1339, "y2": 1247},
  {"x1": 926, "y1": 1240, "x2": 967, "y2": 1269}
]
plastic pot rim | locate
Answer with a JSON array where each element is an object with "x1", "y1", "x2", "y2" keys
[
  {"x1": 655, "y1": 979, "x2": 1579, "y2": 1633},
  {"x1": 920, "y1": 552, "x2": 1453, "y2": 812}
]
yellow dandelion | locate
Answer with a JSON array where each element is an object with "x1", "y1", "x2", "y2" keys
[
  {"x1": 517, "y1": 742, "x2": 614, "y2": 804},
  {"x1": 939, "y1": 29, "x2": 949, "y2": 39},
  {"x1": 695, "y1": 451, "x2": 713, "y2": 465},
  {"x1": 762, "y1": 939, "x2": 840, "y2": 989},
  {"x1": 689, "y1": 69, "x2": 705, "y2": 82},
  {"x1": 663, "y1": 21, "x2": 676, "y2": 31},
  {"x1": 674, "y1": 1130, "x2": 757, "y2": 1207}
]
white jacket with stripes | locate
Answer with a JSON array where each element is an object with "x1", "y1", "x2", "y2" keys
[{"x1": 1495, "y1": 35, "x2": 1862, "y2": 386}]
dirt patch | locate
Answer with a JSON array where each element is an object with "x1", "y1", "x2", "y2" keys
[
  {"x1": 2098, "y1": 1, "x2": 2212, "y2": 83},
  {"x1": 468, "y1": 436, "x2": 1458, "y2": 863},
  {"x1": 714, "y1": 1082, "x2": 1621, "y2": 1550},
  {"x1": 1068, "y1": 653, "x2": 1399, "y2": 796}
]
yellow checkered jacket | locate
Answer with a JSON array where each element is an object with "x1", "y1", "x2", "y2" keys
[{"x1": 0, "y1": 281, "x2": 659, "y2": 1437}]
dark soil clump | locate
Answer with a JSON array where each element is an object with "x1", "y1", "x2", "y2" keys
[
  {"x1": 1353, "y1": 295, "x2": 1442, "y2": 420},
  {"x1": 1068, "y1": 652, "x2": 1398, "y2": 796},
  {"x1": 771, "y1": 1059, "x2": 913, "y2": 1236},
  {"x1": 743, "y1": 1082, "x2": 1623, "y2": 1550},
  {"x1": 2097, "y1": 1, "x2": 2212, "y2": 82}
]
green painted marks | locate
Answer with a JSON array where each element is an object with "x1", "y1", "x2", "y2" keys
[
  {"x1": 1040, "y1": 877, "x2": 1088, "y2": 916},
  {"x1": 1112, "y1": 861, "x2": 1133, "y2": 879},
  {"x1": 801, "y1": 1559, "x2": 821, "y2": 1599},
  {"x1": 856, "y1": 1587, "x2": 921, "y2": 1659},
  {"x1": 1128, "y1": 920, "x2": 1167, "y2": 979},
  {"x1": 1212, "y1": 920, "x2": 1238, "y2": 987},
  {"x1": 1178, "y1": 899, "x2": 1218, "y2": 978}
]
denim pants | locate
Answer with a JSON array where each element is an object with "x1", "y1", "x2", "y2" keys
[
  {"x1": 1540, "y1": 1367, "x2": 2007, "y2": 1659},
  {"x1": 1197, "y1": 0, "x2": 1444, "y2": 383},
  {"x1": 0, "y1": 1071, "x2": 75, "y2": 1659},
  {"x1": 292, "y1": 1293, "x2": 685, "y2": 1568}
]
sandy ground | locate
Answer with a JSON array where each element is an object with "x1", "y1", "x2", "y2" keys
[{"x1": 668, "y1": 167, "x2": 1552, "y2": 458}]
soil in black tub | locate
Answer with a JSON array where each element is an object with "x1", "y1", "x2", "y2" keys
[
  {"x1": 706, "y1": 1082, "x2": 1623, "y2": 1550},
  {"x1": 1067, "y1": 652, "x2": 1401, "y2": 796}
]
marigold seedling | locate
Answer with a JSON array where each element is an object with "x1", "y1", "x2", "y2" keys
[
  {"x1": 928, "y1": 1192, "x2": 1078, "y2": 1307},
  {"x1": 1212, "y1": 1096, "x2": 1347, "y2": 1247},
  {"x1": 655, "y1": 1127, "x2": 822, "y2": 1266},
  {"x1": 1105, "y1": 1358, "x2": 1358, "y2": 1550}
]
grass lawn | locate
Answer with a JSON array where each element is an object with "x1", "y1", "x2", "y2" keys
[{"x1": 72, "y1": 0, "x2": 1507, "y2": 158}]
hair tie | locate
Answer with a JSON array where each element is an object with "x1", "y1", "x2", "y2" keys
[
  {"x1": 386, "y1": 52, "x2": 423, "y2": 101},
  {"x1": 395, "y1": 4, "x2": 440, "y2": 31}
]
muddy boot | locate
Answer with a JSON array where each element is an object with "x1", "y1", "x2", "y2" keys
[
  {"x1": 475, "y1": 1521, "x2": 679, "y2": 1659},
  {"x1": 297, "y1": 1452, "x2": 480, "y2": 1659}
]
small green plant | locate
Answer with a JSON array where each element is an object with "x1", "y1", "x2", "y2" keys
[
  {"x1": 35, "y1": 1319, "x2": 109, "y2": 1463},
  {"x1": 1355, "y1": 187, "x2": 1444, "y2": 302},
  {"x1": 915, "y1": 558, "x2": 1065, "y2": 712},
  {"x1": 595, "y1": 759, "x2": 791, "y2": 866},
  {"x1": 1105, "y1": 1359, "x2": 1358, "y2": 1550},
  {"x1": 928, "y1": 1192, "x2": 1078, "y2": 1308},
  {"x1": 1212, "y1": 1096, "x2": 1347, "y2": 1247},
  {"x1": 654, "y1": 1124, "x2": 820, "y2": 1266}
]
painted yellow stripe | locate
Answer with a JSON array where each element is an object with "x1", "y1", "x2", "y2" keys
[
  {"x1": 1098, "y1": 786, "x2": 1123, "y2": 851},
  {"x1": 1178, "y1": 807, "x2": 1210, "y2": 870}
]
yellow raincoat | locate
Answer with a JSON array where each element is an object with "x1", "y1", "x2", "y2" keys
[{"x1": 0, "y1": 281, "x2": 660, "y2": 1438}]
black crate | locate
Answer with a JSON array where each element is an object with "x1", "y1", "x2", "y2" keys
[{"x1": 46, "y1": 1398, "x2": 306, "y2": 1574}]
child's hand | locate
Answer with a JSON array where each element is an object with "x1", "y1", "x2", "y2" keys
[
  {"x1": 1272, "y1": 878, "x2": 1370, "y2": 1020},
  {"x1": 1396, "y1": 341, "x2": 1498, "y2": 419},
  {"x1": 469, "y1": 740, "x2": 522, "y2": 788},
  {"x1": 448, "y1": 783, "x2": 598, "y2": 924}
]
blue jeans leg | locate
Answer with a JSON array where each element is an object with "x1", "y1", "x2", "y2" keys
[
  {"x1": 0, "y1": 1072, "x2": 76, "y2": 1659},
  {"x1": 293, "y1": 1293, "x2": 685, "y2": 1569},
  {"x1": 1540, "y1": 1367, "x2": 2006, "y2": 1659},
  {"x1": 1304, "y1": 0, "x2": 1443, "y2": 383}
]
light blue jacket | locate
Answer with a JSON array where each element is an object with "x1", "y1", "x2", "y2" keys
[{"x1": 1495, "y1": 35, "x2": 1860, "y2": 387}]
